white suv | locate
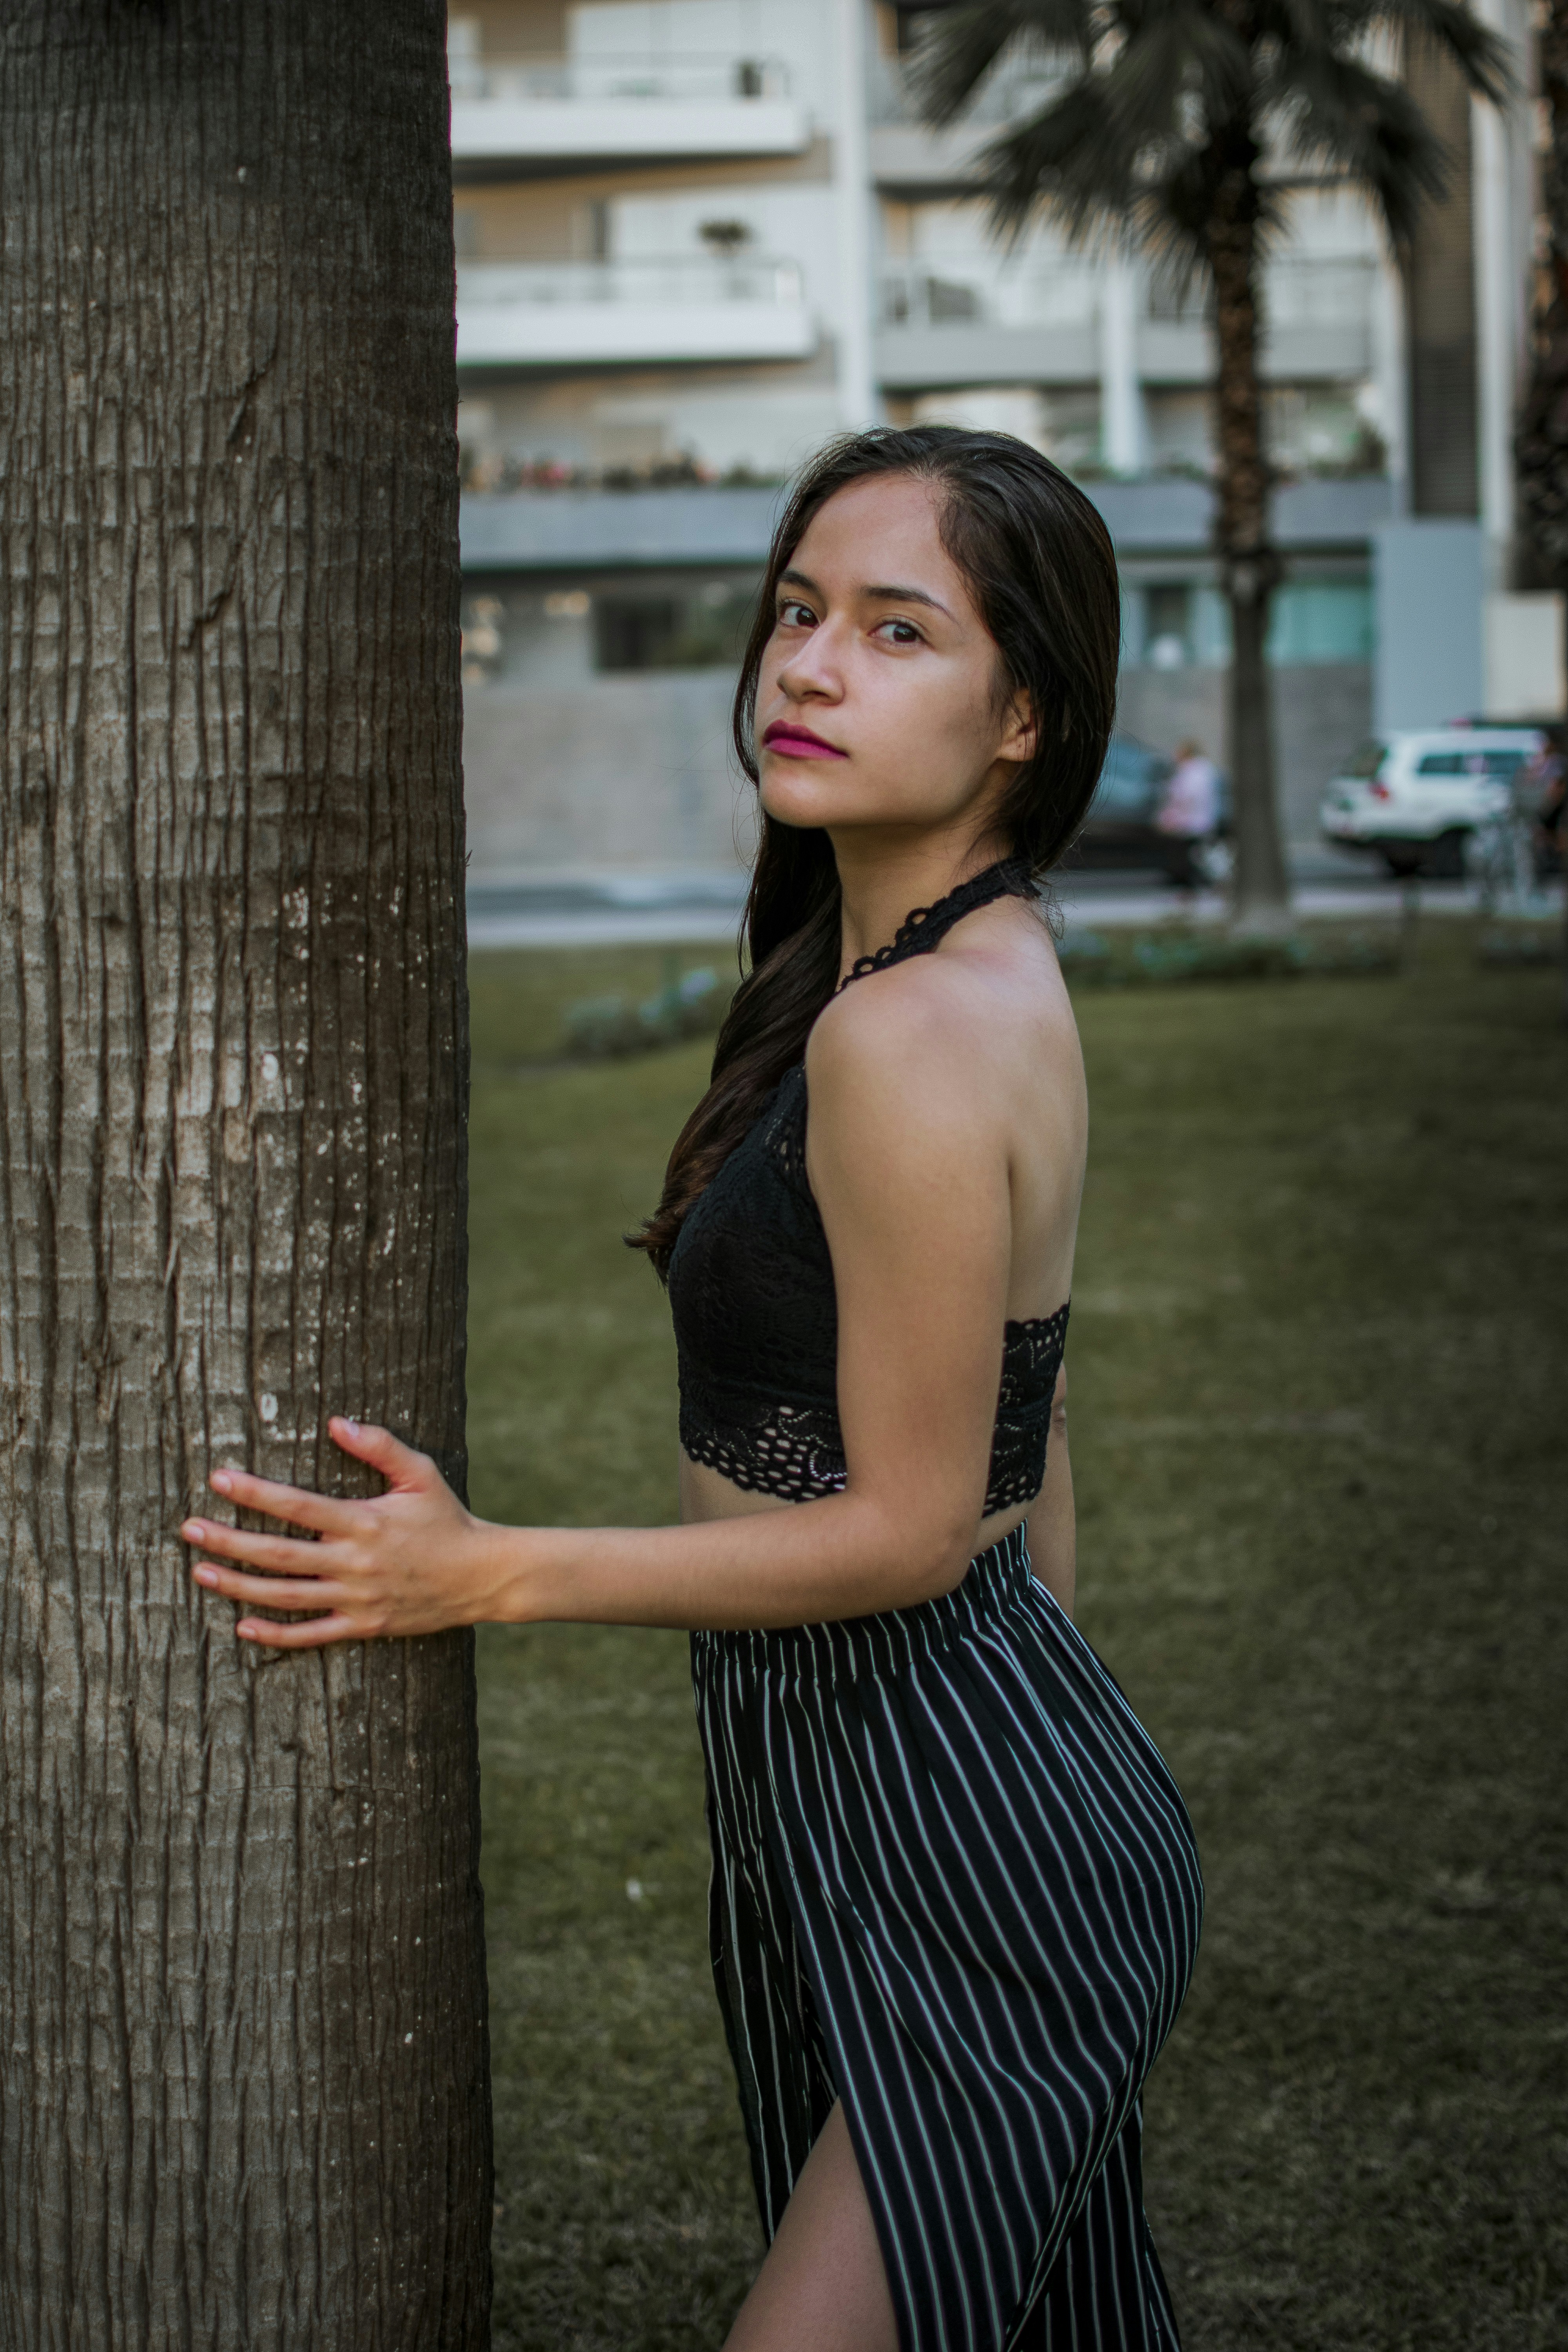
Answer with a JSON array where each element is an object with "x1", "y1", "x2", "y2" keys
[{"x1": 1320, "y1": 728, "x2": 1543, "y2": 877}]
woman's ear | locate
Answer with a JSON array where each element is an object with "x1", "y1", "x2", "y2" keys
[{"x1": 1000, "y1": 691, "x2": 1038, "y2": 766}]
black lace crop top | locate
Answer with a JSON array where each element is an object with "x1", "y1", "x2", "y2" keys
[{"x1": 666, "y1": 860, "x2": 1070, "y2": 1515}]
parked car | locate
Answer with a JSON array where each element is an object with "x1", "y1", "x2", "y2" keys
[
  {"x1": 1067, "y1": 731, "x2": 1232, "y2": 868},
  {"x1": 1319, "y1": 727, "x2": 1543, "y2": 877}
]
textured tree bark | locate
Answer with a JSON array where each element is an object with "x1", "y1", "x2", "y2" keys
[
  {"x1": 1209, "y1": 139, "x2": 1290, "y2": 930},
  {"x1": 0, "y1": 4, "x2": 490, "y2": 2345}
]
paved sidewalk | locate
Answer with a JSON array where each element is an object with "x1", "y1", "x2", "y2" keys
[{"x1": 466, "y1": 862, "x2": 1561, "y2": 950}]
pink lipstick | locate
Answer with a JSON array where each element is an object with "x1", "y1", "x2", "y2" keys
[{"x1": 762, "y1": 720, "x2": 848, "y2": 760}]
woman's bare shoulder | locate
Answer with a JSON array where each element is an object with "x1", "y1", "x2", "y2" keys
[{"x1": 805, "y1": 900, "x2": 1082, "y2": 1142}]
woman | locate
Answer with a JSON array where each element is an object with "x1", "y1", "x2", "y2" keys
[{"x1": 181, "y1": 428, "x2": 1203, "y2": 2352}]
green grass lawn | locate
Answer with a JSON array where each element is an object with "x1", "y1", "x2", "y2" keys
[{"x1": 466, "y1": 927, "x2": 1568, "y2": 2352}]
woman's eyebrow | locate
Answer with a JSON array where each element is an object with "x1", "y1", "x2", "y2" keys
[
  {"x1": 861, "y1": 582, "x2": 953, "y2": 618},
  {"x1": 777, "y1": 566, "x2": 954, "y2": 621}
]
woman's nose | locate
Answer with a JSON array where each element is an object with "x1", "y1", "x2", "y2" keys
[{"x1": 777, "y1": 624, "x2": 845, "y2": 701}]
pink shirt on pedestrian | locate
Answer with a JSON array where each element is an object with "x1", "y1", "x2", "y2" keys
[{"x1": 1157, "y1": 755, "x2": 1220, "y2": 838}]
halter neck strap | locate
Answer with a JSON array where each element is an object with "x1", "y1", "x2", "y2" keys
[{"x1": 837, "y1": 858, "x2": 1033, "y2": 992}]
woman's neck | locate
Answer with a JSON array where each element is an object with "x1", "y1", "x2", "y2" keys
[{"x1": 830, "y1": 831, "x2": 1011, "y2": 974}]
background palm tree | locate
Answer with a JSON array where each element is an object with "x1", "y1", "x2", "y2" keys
[{"x1": 912, "y1": 0, "x2": 1508, "y2": 927}]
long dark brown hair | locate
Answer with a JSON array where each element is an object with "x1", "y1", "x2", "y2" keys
[{"x1": 632, "y1": 425, "x2": 1120, "y2": 1278}]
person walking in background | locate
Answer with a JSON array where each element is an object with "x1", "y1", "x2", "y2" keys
[
  {"x1": 1156, "y1": 740, "x2": 1221, "y2": 895},
  {"x1": 1522, "y1": 725, "x2": 1566, "y2": 882},
  {"x1": 180, "y1": 427, "x2": 1203, "y2": 2352}
]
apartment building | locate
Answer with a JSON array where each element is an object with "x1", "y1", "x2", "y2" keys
[{"x1": 451, "y1": 0, "x2": 1538, "y2": 880}]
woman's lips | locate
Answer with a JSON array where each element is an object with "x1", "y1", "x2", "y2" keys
[{"x1": 762, "y1": 721, "x2": 848, "y2": 760}]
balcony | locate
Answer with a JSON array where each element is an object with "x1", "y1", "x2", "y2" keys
[
  {"x1": 456, "y1": 256, "x2": 815, "y2": 370},
  {"x1": 448, "y1": 49, "x2": 811, "y2": 171},
  {"x1": 1141, "y1": 259, "x2": 1376, "y2": 381},
  {"x1": 457, "y1": 477, "x2": 1394, "y2": 575},
  {"x1": 875, "y1": 255, "x2": 1377, "y2": 390},
  {"x1": 877, "y1": 262, "x2": 1101, "y2": 388}
]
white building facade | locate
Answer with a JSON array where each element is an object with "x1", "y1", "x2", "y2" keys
[{"x1": 450, "y1": 0, "x2": 1543, "y2": 878}]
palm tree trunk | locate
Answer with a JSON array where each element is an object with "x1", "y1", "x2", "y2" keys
[
  {"x1": 0, "y1": 5, "x2": 490, "y2": 2346},
  {"x1": 1211, "y1": 152, "x2": 1291, "y2": 928}
]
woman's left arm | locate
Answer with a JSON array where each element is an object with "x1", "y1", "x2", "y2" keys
[{"x1": 181, "y1": 976, "x2": 1032, "y2": 1646}]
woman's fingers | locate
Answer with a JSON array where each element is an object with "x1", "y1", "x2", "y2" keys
[
  {"x1": 207, "y1": 1465, "x2": 363, "y2": 1535},
  {"x1": 183, "y1": 1517, "x2": 330, "y2": 1576},
  {"x1": 235, "y1": 1611, "x2": 360, "y2": 1651},
  {"x1": 184, "y1": 1418, "x2": 461, "y2": 1651},
  {"x1": 194, "y1": 1562, "x2": 344, "y2": 1610},
  {"x1": 328, "y1": 1416, "x2": 436, "y2": 1491}
]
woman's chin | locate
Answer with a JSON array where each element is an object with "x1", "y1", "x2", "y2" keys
[{"x1": 758, "y1": 767, "x2": 855, "y2": 830}]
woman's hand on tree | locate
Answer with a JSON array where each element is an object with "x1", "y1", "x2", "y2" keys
[{"x1": 182, "y1": 1417, "x2": 501, "y2": 1649}]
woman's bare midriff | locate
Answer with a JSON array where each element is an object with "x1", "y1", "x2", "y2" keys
[{"x1": 679, "y1": 1449, "x2": 1036, "y2": 1563}]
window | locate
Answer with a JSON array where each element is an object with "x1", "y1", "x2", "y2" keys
[
  {"x1": 1266, "y1": 584, "x2": 1374, "y2": 664},
  {"x1": 594, "y1": 580, "x2": 754, "y2": 673},
  {"x1": 926, "y1": 276, "x2": 980, "y2": 321},
  {"x1": 1345, "y1": 740, "x2": 1388, "y2": 779},
  {"x1": 597, "y1": 598, "x2": 681, "y2": 672},
  {"x1": 1416, "y1": 749, "x2": 1526, "y2": 778},
  {"x1": 1145, "y1": 584, "x2": 1191, "y2": 669}
]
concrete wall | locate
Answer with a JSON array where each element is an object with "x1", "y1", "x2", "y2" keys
[
  {"x1": 1373, "y1": 520, "x2": 1483, "y2": 731},
  {"x1": 1271, "y1": 664, "x2": 1376, "y2": 838},
  {"x1": 461, "y1": 658, "x2": 1373, "y2": 870},
  {"x1": 464, "y1": 669, "x2": 757, "y2": 871}
]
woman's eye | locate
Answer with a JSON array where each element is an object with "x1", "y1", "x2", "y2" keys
[
  {"x1": 777, "y1": 599, "x2": 815, "y2": 628},
  {"x1": 876, "y1": 618, "x2": 923, "y2": 646}
]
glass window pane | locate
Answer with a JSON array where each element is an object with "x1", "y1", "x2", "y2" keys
[{"x1": 1266, "y1": 583, "x2": 1375, "y2": 665}]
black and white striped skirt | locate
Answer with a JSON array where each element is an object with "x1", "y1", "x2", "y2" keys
[{"x1": 691, "y1": 1523, "x2": 1202, "y2": 2352}]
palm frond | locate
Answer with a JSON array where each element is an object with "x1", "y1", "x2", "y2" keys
[
  {"x1": 1103, "y1": 4, "x2": 1253, "y2": 145},
  {"x1": 1154, "y1": 144, "x2": 1286, "y2": 256},
  {"x1": 1269, "y1": 50, "x2": 1448, "y2": 250},
  {"x1": 908, "y1": 0, "x2": 1095, "y2": 127},
  {"x1": 1351, "y1": 0, "x2": 1513, "y2": 105},
  {"x1": 913, "y1": 0, "x2": 1509, "y2": 283},
  {"x1": 971, "y1": 74, "x2": 1144, "y2": 239}
]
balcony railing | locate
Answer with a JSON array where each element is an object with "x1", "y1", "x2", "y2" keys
[
  {"x1": 449, "y1": 49, "x2": 791, "y2": 104},
  {"x1": 461, "y1": 256, "x2": 804, "y2": 311},
  {"x1": 1148, "y1": 259, "x2": 1376, "y2": 327},
  {"x1": 880, "y1": 264, "x2": 1099, "y2": 331},
  {"x1": 1265, "y1": 258, "x2": 1377, "y2": 329},
  {"x1": 456, "y1": 256, "x2": 813, "y2": 368}
]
